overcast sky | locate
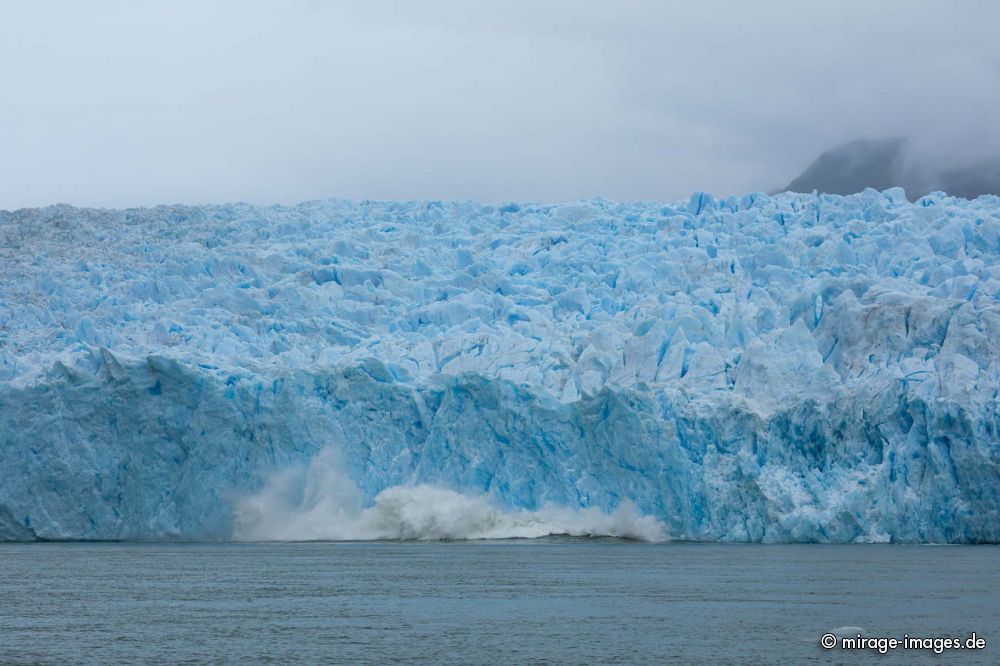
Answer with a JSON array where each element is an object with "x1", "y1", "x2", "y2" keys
[{"x1": 1, "y1": 0, "x2": 998, "y2": 209}]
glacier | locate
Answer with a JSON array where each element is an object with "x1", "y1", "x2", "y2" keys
[{"x1": 0, "y1": 188, "x2": 998, "y2": 542}]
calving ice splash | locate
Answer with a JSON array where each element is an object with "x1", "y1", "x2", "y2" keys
[
  {"x1": 234, "y1": 448, "x2": 667, "y2": 541},
  {"x1": 0, "y1": 189, "x2": 998, "y2": 543}
]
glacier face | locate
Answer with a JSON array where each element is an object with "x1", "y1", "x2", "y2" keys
[{"x1": 0, "y1": 189, "x2": 998, "y2": 542}]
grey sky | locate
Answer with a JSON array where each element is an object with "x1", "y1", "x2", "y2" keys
[{"x1": 1, "y1": 0, "x2": 998, "y2": 209}]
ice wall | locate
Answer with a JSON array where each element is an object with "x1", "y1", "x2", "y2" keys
[{"x1": 1, "y1": 189, "x2": 997, "y2": 542}]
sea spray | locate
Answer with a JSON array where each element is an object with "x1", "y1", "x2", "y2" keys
[{"x1": 234, "y1": 448, "x2": 667, "y2": 542}]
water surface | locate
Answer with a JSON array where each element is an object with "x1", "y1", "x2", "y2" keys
[{"x1": 1, "y1": 542, "x2": 997, "y2": 664}]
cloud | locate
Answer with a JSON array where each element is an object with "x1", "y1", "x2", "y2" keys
[{"x1": 1, "y1": 0, "x2": 997, "y2": 208}]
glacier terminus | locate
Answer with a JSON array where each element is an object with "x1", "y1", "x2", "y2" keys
[{"x1": 1, "y1": 189, "x2": 998, "y2": 543}]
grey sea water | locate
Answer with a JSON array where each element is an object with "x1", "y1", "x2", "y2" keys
[{"x1": 0, "y1": 541, "x2": 997, "y2": 664}]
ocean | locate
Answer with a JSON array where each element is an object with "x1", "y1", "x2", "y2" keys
[{"x1": 1, "y1": 541, "x2": 997, "y2": 664}]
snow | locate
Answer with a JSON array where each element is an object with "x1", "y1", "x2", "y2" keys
[{"x1": 0, "y1": 188, "x2": 998, "y2": 542}]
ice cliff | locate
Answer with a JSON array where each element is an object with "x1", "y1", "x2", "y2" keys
[{"x1": 1, "y1": 189, "x2": 998, "y2": 542}]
